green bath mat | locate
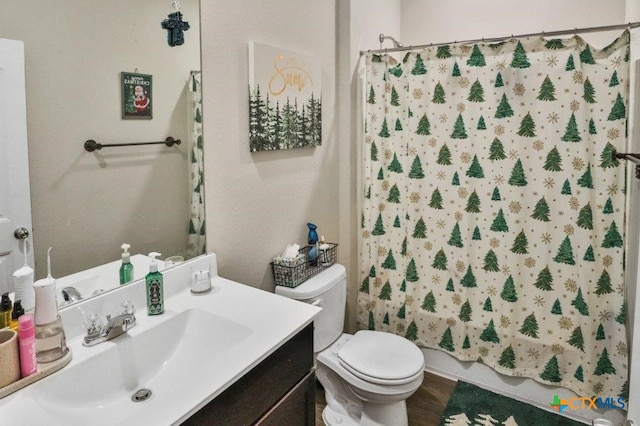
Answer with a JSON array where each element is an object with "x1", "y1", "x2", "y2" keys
[{"x1": 440, "y1": 381, "x2": 584, "y2": 425}]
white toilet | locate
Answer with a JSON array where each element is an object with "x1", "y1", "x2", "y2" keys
[{"x1": 275, "y1": 264, "x2": 425, "y2": 426}]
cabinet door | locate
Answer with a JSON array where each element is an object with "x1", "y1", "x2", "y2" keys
[
  {"x1": 255, "y1": 371, "x2": 315, "y2": 426},
  {"x1": 184, "y1": 323, "x2": 314, "y2": 425}
]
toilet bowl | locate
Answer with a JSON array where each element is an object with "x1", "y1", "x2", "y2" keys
[{"x1": 275, "y1": 264, "x2": 425, "y2": 426}]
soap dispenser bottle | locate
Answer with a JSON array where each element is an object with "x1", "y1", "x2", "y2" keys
[
  {"x1": 0, "y1": 293, "x2": 12, "y2": 329},
  {"x1": 119, "y1": 243, "x2": 134, "y2": 285},
  {"x1": 146, "y1": 252, "x2": 164, "y2": 315},
  {"x1": 33, "y1": 247, "x2": 68, "y2": 363}
]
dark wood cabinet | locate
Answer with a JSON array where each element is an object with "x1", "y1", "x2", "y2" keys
[{"x1": 183, "y1": 323, "x2": 315, "y2": 426}]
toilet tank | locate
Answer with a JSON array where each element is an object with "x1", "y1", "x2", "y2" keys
[{"x1": 275, "y1": 264, "x2": 346, "y2": 352}]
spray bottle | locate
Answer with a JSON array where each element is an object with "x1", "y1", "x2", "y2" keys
[{"x1": 119, "y1": 243, "x2": 134, "y2": 285}]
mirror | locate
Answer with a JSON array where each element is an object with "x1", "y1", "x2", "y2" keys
[{"x1": 1, "y1": 0, "x2": 204, "y2": 306}]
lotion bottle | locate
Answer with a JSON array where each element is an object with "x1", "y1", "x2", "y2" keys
[
  {"x1": 145, "y1": 252, "x2": 164, "y2": 315},
  {"x1": 119, "y1": 243, "x2": 134, "y2": 285},
  {"x1": 33, "y1": 247, "x2": 68, "y2": 363},
  {"x1": 18, "y1": 314, "x2": 37, "y2": 378}
]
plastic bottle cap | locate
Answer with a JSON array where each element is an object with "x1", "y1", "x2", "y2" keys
[
  {"x1": 121, "y1": 243, "x2": 131, "y2": 262},
  {"x1": 18, "y1": 314, "x2": 35, "y2": 336},
  {"x1": 148, "y1": 252, "x2": 161, "y2": 273},
  {"x1": 12, "y1": 300, "x2": 24, "y2": 320},
  {"x1": 0, "y1": 293, "x2": 12, "y2": 311}
]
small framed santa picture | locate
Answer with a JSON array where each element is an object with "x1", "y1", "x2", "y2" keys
[{"x1": 121, "y1": 72, "x2": 153, "y2": 119}]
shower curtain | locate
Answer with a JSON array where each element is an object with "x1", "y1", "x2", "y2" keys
[
  {"x1": 187, "y1": 71, "x2": 205, "y2": 258},
  {"x1": 358, "y1": 31, "x2": 630, "y2": 398}
]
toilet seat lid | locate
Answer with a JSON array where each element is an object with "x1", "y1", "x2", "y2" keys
[{"x1": 337, "y1": 331, "x2": 424, "y2": 385}]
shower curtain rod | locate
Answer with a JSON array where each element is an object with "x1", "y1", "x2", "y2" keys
[{"x1": 362, "y1": 21, "x2": 640, "y2": 54}]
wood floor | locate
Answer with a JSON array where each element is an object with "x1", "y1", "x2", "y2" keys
[{"x1": 315, "y1": 371, "x2": 457, "y2": 426}]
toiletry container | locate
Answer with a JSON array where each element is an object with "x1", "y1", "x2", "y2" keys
[
  {"x1": 319, "y1": 235, "x2": 331, "y2": 266},
  {"x1": 18, "y1": 314, "x2": 37, "y2": 378},
  {"x1": 146, "y1": 252, "x2": 164, "y2": 315},
  {"x1": 13, "y1": 263, "x2": 35, "y2": 313},
  {"x1": 0, "y1": 329, "x2": 20, "y2": 387},
  {"x1": 307, "y1": 223, "x2": 319, "y2": 265},
  {"x1": 33, "y1": 247, "x2": 68, "y2": 363},
  {"x1": 10, "y1": 300, "x2": 24, "y2": 331},
  {"x1": 119, "y1": 243, "x2": 134, "y2": 285},
  {"x1": 0, "y1": 293, "x2": 12, "y2": 329}
]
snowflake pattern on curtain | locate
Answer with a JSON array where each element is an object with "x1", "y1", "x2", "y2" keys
[{"x1": 359, "y1": 31, "x2": 630, "y2": 398}]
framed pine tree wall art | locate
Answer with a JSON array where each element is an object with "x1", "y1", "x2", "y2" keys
[{"x1": 248, "y1": 42, "x2": 321, "y2": 152}]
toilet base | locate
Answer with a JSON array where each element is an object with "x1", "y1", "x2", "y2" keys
[
  {"x1": 318, "y1": 358, "x2": 412, "y2": 426},
  {"x1": 322, "y1": 405, "x2": 359, "y2": 426},
  {"x1": 322, "y1": 400, "x2": 409, "y2": 426}
]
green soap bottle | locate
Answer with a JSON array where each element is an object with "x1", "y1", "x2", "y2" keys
[
  {"x1": 145, "y1": 252, "x2": 164, "y2": 315},
  {"x1": 119, "y1": 243, "x2": 134, "y2": 285}
]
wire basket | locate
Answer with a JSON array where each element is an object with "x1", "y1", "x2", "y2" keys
[{"x1": 271, "y1": 243, "x2": 338, "y2": 288}]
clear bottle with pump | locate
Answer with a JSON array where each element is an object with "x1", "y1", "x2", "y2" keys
[
  {"x1": 33, "y1": 247, "x2": 68, "y2": 363},
  {"x1": 0, "y1": 293, "x2": 12, "y2": 329},
  {"x1": 119, "y1": 243, "x2": 134, "y2": 285},
  {"x1": 146, "y1": 252, "x2": 164, "y2": 315}
]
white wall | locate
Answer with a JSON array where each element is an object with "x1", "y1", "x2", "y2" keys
[
  {"x1": 337, "y1": 0, "x2": 403, "y2": 332},
  {"x1": 349, "y1": 0, "x2": 629, "y2": 424},
  {"x1": 200, "y1": 0, "x2": 338, "y2": 292},
  {"x1": 401, "y1": 0, "x2": 624, "y2": 47},
  {"x1": 1, "y1": 0, "x2": 200, "y2": 279}
]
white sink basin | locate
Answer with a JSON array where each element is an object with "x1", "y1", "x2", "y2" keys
[{"x1": 30, "y1": 308, "x2": 252, "y2": 425}]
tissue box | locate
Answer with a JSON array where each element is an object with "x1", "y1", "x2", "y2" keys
[{"x1": 271, "y1": 243, "x2": 338, "y2": 288}]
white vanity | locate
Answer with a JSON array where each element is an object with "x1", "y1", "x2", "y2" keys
[{"x1": 0, "y1": 253, "x2": 320, "y2": 425}]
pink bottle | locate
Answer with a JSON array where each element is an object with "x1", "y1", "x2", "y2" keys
[{"x1": 18, "y1": 314, "x2": 37, "y2": 378}]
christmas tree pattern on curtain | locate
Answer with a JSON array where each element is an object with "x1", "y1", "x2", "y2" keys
[
  {"x1": 187, "y1": 71, "x2": 206, "y2": 258},
  {"x1": 359, "y1": 31, "x2": 630, "y2": 398}
]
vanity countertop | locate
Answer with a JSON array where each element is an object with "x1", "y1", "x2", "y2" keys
[{"x1": 0, "y1": 254, "x2": 321, "y2": 425}]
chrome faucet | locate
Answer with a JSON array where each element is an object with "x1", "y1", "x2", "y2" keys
[
  {"x1": 61, "y1": 286, "x2": 82, "y2": 303},
  {"x1": 83, "y1": 301, "x2": 137, "y2": 347}
]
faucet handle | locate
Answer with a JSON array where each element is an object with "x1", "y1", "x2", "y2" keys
[
  {"x1": 120, "y1": 300, "x2": 135, "y2": 316},
  {"x1": 84, "y1": 313, "x2": 104, "y2": 336}
]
